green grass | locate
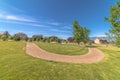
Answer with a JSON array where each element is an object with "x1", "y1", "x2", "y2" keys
[
  {"x1": 0, "y1": 41, "x2": 120, "y2": 80},
  {"x1": 35, "y1": 42, "x2": 88, "y2": 55}
]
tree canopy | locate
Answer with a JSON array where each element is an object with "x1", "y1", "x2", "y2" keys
[
  {"x1": 73, "y1": 20, "x2": 90, "y2": 45},
  {"x1": 14, "y1": 32, "x2": 28, "y2": 41},
  {"x1": 32, "y1": 35, "x2": 43, "y2": 41},
  {"x1": 105, "y1": 2, "x2": 120, "y2": 46}
]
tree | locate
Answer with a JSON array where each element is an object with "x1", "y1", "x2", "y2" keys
[
  {"x1": 14, "y1": 34, "x2": 20, "y2": 41},
  {"x1": 73, "y1": 20, "x2": 90, "y2": 45},
  {"x1": 73, "y1": 21, "x2": 81, "y2": 44},
  {"x1": 0, "y1": 31, "x2": 10, "y2": 40},
  {"x1": 105, "y1": 2, "x2": 120, "y2": 47},
  {"x1": 1, "y1": 35, "x2": 7, "y2": 41},
  {"x1": 42, "y1": 37, "x2": 48, "y2": 42},
  {"x1": 83, "y1": 27, "x2": 90, "y2": 44},
  {"x1": 3, "y1": 31, "x2": 10, "y2": 39},
  {"x1": 49, "y1": 36, "x2": 58, "y2": 42},
  {"x1": 56, "y1": 38, "x2": 62, "y2": 43},
  {"x1": 9, "y1": 36, "x2": 14, "y2": 40},
  {"x1": 14, "y1": 32, "x2": 28, "y2": 41},
  {"x1": 32, "y1": 35, "x2": 43, "y2": 41},
  {"x1": 67, "y1": 37, "x2": 74, "y2": 43}
]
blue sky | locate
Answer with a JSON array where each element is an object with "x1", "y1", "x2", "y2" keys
[{"x1": 0, "y1": 0, "x2": 116, "y2": 39}]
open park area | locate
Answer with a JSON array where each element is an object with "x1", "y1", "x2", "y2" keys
[
  {"x1": 0, "y1": 41, "x2": 120, "y2": 80},
  {"x1": 0, "y1": 0, "x2": 120, "y2": 80}
]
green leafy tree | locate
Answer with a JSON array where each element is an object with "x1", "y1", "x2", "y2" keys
[
  {"x1": 9, "y1": 36, "x2": 14, "y2": 40},
  {"x1": 42, "y1": 37, "x2": 48, "y2": 42},
  {"x1": 3, "y1": 31, "x2": 10, "y2": 39},
  {"x1": 83, "y1": 27, "x2": 90, "y2": 44},
  {"x1": 14, "y1": 33, "x2": 28, "y2": 41},
  {"x1": 14, "y1": 35, "x2": 20, "y2": 41},
  {"x1": 0, "y1": 31, "x2": 10, "y2": 40},
  {"x1": 105, "y1": 2, "x2": 120, "y2": 46},
  {"x1": 49, "y1": 36, "x2": 58, "y2": 43},
  {"x1": 73, "y1": 20, "x2": 90, "y2": 45},
  {"x1": 47, "y1": 38, "x2": 50, "y2": 43},
  {"x1": 32, "y1": 35, "x2": 43, "y2": 41},
  {"x1": 73, "y1": 21, "x2": 81, "y2": 44},
  {"x1": 1, "y1": 35, "x2": 7, "y2": 41},
  {"x1": 56, "y1": 38, "x2": 62, "y2": 43}
]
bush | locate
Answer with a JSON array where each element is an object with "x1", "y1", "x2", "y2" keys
[
  {"x1": 57, "y1": 38, "x2": 62, "y2": 43},
  {"x1": 1, "y1": 35, "x2": 7, "y2": 41},
  {"x1": 13, "y1": 33, "x2": 28, "y2": 41},
  {"x1": 9, "y1": 36, "x2": 14, "y2": 40},
  {"x1": 32, "y1": 35, "x2": 43, "y2": 41},
  {"x1": 14, "y1": 35, "x2": 20, "y2": 41}
]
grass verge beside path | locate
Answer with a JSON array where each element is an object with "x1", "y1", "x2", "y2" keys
[
  {"x1": 35, "y1": 42, "x2": 88, "y2": 55},
  {"x1": 0, "y1": 41, "x2": 120, "y2": 80}
]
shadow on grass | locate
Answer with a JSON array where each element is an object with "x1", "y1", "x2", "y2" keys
[{"x1": 86, "y1": 45, "x2": 98, "y2": 48}]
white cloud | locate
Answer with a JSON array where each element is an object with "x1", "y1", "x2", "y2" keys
[
  {"x1": 6, "y1": 15, "x2": 36, "y2": 22},
  {"x1": 0, "y1": 20, "x2": 48, "y2": 28},
  {"x1": 63, "y1": 25, "x2": 72, "y2": 30},
  {"x1": 48, "y1": 22, "x2": 60, "y2": 26},
  {"x1": 91, "y1": 34, "x2": 106, "y2": 37},
  {"x1": 50, "y1": 29, "x2": 70, "y2": 33},
  {"x1": 0, "y1": 13, "x2": 36, "y2": 22}
]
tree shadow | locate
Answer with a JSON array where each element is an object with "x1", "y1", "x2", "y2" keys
[{"x1": 86, "y1": 45, "x2": 98, "y2": 48}]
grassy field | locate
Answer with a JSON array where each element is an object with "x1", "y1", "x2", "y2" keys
[
  {"x1": 0, "y1": 41, "x2": 120, "y2": 80},
  {"x1": 35, "y1": 42, "x2": 88, "y2": 55}
]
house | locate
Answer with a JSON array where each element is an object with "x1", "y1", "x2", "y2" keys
[{"x1": 94, "y1": 38, "x2": 108, "y2": 44}]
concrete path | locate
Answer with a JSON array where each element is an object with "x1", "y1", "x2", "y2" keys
[{"x1": 26, "y1": 43, "x2": 105, "y2": 64}]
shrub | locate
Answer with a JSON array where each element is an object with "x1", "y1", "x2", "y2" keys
[
  {"x1": 32, "y1": 35, "x2": 43, "y2": 41},
  {"x1": 14, "y1": 33, "x2": 28, "y2": 41},
  {"x1": 1, "y1": 35, "x2": 7, "y2": 41}
]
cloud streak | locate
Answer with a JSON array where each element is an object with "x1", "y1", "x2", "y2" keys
[
  {"x1": 50, "y1": 29, "x2": 71, "y2": 33},
  {"x1": 0, "y1": 13, "x2": 37, "y2": 22},
  {"x1": 48, "y1": 22, "x2": 60, "y2": 26},
  {"x1": 0, "y1": 20, "x2": 48, "y2": 28}
]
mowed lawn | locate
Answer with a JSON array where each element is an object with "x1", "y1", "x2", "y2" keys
[
  {"x1": 0, "y1": 41, "x2": 120, "y2": 80},
  {"x1": 35, "y1": 42, "x2": 88, "y2": 55}
]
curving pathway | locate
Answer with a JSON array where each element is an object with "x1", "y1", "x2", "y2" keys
[{"x1": 26, "y1": 43, "x2": 105, "y2": 64}]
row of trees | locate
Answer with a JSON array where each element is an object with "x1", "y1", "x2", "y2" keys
[
  {"x1": 0, "y1": 31, "x2": 63, "y2": 43},
  {"x1": 31, "y1": 35, "x2": 62, "y2": 43},
  {"x1": 0, "y1": 30, "x2": 90, "y2": 44},
  {"x1": 0, "y1": 32, "x2": 28, "y2": 41}
]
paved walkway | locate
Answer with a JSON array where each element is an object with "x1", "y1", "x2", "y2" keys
[{"x1": 26, "y1": 43, "x2": 105, "y2": 63}]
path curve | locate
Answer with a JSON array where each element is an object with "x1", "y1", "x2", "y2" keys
[{"x1": 26, "y1": 43, "x2": 105, "y2": 63}]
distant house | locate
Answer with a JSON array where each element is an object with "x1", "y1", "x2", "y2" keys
[{"x1": 94, "y1": 38, "x2": 108, "y2": 44}]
